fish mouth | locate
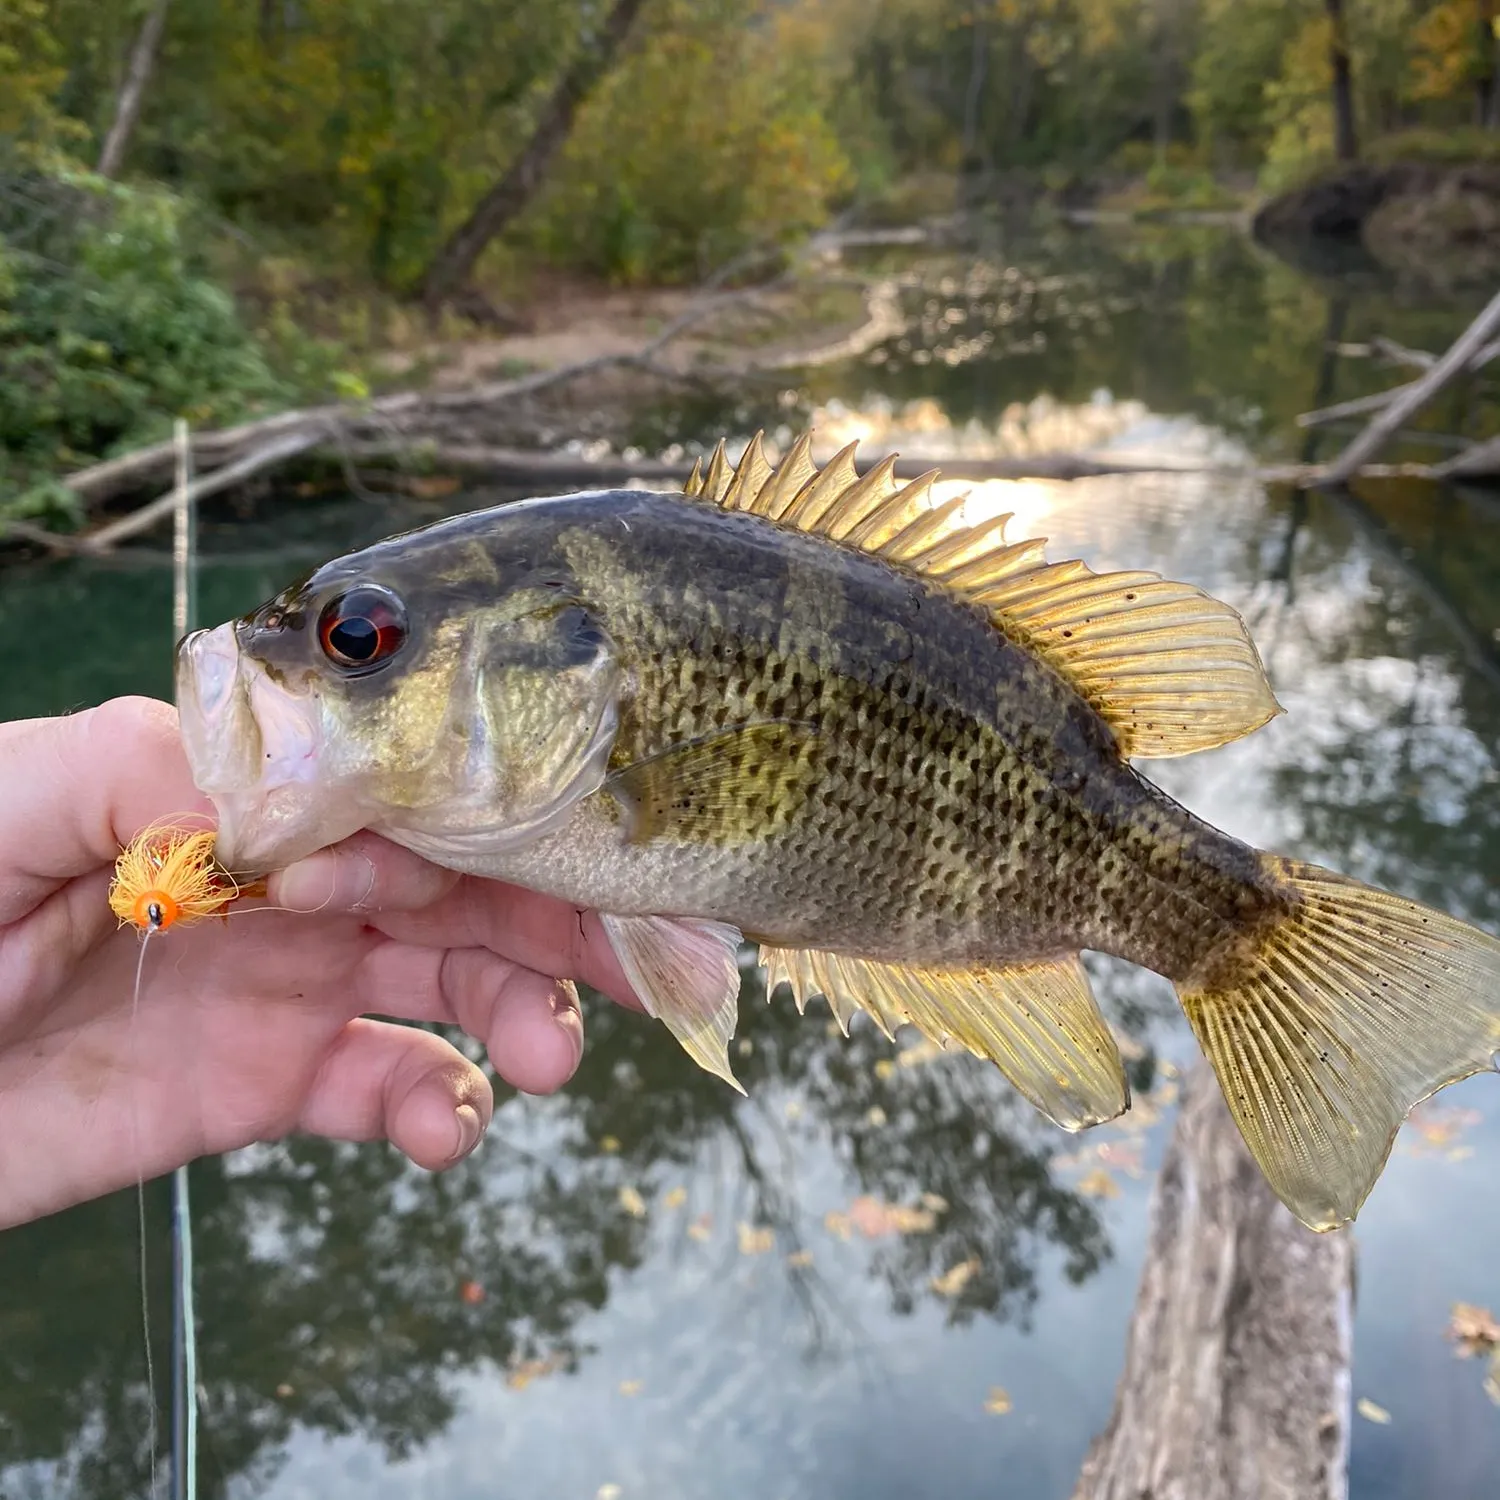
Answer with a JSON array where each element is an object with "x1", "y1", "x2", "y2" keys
[{"x1": 176, "y1": 622, "x2": 369, "y2": 874}]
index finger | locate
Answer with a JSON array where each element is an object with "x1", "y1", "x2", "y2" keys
[
  {"x1": 267, "y1": 836, "x2": 644, "y2": 1012},
  {"x1": 0, "y1": 698, "x2": 210, "y2": 926}
]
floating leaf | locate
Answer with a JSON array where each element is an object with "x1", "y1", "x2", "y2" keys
[
  {"x1": 984, "y1": 1386, "x2": 1012, "y2": 1415},
  {"x1": 597, "y1": 1486, "x2": 622, "y2": 1500},
  {"x1": 829, "y1": 1195, "x2": 939, "y2": 1238},
  {"x1": 874, "y1": 1059, "x2": 896, "y2": 1080},
  {"x1": 864, "y1": 1106, "x2": 888, "y2": 1127},
  {"x1": 1077, "y1": 1168, "x2": 1120, "y2": 1199},
  {"x1": 1448, "y1": 1303, "x2": 1500, "y2": 1357},
  {"x1": 787, "y1": 1249, "x2": 814, "y2": 1268},
  {"x1": 663, "y1": 1185, "x2": 687, "y2": 1210},
  {"x1": 1097, "y1": 1140, "x2": 1145, "y2": 1178},
  {"x1": 1356, "y1": 1398, "x2": 1392, "y2": 1424},
  {"x1": 1116, "y1": 1035, "x2": 1147, "y2": 1063},
  {"x1": 785, "y1": 1099, "x2": 804, "y2": 1120},
  {"x1": 920, "y1": 1192, "x2": 949, "y2": 1214},
  {"x1": 618, "y1": 1380, "x2": 643, "y2": 1397},
  {"x1": 275, "y1": 1383, "x2": 294, "y2": 1399},
  {"x1": 506, "y1": 1353, "x2": 566, "y2": 1391},
  {"x1": 687, "y1": 1213, "x2": 713, "y2": 1242},
  {"x1": 600, "y1": 1136, "x2": 621, "y2": 1154},
  {"x1": 932, "y1": 1258, "x2": 981, "y2": 1297},
  {"x1": 737, "y1": 1037, "x2": 754, "y2": 1056},
  {"x1": 618, "y1": 1185, "x2": 648, "y2": 1218},
  {"x1": 738, "y1": 1221, "x2": 775, "y2": 1255},
  {"x1": 459, "y1": 1279, "x2": 485, "y2": 1305},
  {"x1": 1403, "y1": 1105, "x2": 1483, "y2": 1156}
]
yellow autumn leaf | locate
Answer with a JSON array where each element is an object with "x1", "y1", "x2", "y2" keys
[
  {"x1": 1356, "y1": 1398, "x2": 1392, "y2": 1425},
  {"x1": 984, "y1": 1386, "x2": 1012, "y2": 1415},
  {"x1": 738, "y1": 1222, "x2": 774, "y2": 1255},
  {"x1": 1449, "y1": 1303, "x2": 1500, "y2": 1356},
  {"x1": 1077, "y1": 1168, "x2": 1120, "y2": 1199},
  {"x1": 663, "y1": 1186, "x2": 687, "y2": 1210},
  {"x1": 618, "y1": 1185, "x2": 647, "y2": 1218},
  {"x1": 932, "y1": 1258, "x2": 981, "y2": 1297}
]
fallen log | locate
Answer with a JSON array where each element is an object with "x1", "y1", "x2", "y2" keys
[
  {"x1": 1069, "y1": 1063, "x2": 1354, "y2": 1500},
  {"x1": 1321, "y1": 289, "x2": 1500, "y2": 485},
  {"x1": 1299, "y1": 327, "x2": 1500, "y2": 431},
  {"x1": 1436, "y1": 433, "x2": 1500, "y2": 479}
]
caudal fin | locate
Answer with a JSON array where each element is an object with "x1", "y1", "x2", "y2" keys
[{"x1": 1176, "y1": 857, "x2": 1500, "y2": 1232}]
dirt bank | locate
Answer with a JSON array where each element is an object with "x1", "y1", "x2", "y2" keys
[{"x1": 1253, "y1": 162, "x2": 1500, "y2": 286}]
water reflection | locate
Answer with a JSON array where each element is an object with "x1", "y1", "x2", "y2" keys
[{"x1": 2, "y1": 223, "x2": 1500, "y2": 1500}]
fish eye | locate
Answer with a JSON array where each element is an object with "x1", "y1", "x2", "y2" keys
[{"x1": 317, "y1": 586, "x2": 409, "y2": 674}]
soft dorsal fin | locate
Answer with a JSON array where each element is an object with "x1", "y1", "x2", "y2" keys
[{"x1": 683, "y1": 434, "x2": 1282, "y2": 759}]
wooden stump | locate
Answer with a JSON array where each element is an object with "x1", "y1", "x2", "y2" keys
[{"x1": 1070, "y1": 1063, "x2": 1355, "y2": 1500}]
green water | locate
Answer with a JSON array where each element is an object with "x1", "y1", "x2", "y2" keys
[{"x1": 2, "y1": 223, "x2": 1499, "y2": 1500}]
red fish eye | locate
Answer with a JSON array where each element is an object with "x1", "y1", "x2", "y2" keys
[{"x1": 317, "y1": 587, "x2": 408, "y2": 672}]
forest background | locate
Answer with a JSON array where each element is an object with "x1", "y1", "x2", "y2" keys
[{"x1": 1, "y1": 0, "x2": 1497, "y2": 517}]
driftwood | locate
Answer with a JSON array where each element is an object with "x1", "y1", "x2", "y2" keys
[
  {"x1": 8, "y1": 451, "x2": 1491, "y2": 557},
  {"x1": 1320, "y1": 288, "x2": 1500, "y2": 485},
  {"x1": 1301, "y1": 331, "x2": 1500, "y2": 430},
  {"x1": 1070, "y1": 1063, "x2": 1354, "y2": 1500}
]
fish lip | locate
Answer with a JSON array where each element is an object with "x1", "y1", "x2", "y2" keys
[{"x1": 177, "y1": 621, "x2": 364, "y2": 872}]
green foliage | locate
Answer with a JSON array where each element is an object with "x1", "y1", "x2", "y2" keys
[
  {"x1": 0, "y1": 171, "x2": 306, "y2": 514},
  {"x1": 521, "y1": 0, "x2": 853, "y2": 283}
]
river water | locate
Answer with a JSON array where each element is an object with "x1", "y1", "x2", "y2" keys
[{"x1": 2, "y1": 220, "x2": 1498, "y2": 1500}]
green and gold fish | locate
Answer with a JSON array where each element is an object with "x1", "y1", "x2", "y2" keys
[{"x1": 176, "y1": 434, "x2": 1500, "y2": 1232}]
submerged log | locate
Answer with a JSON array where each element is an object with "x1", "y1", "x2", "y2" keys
[
  {"x1": 1321, "y1": 289, "x2": 1500, "y2": 485},
  {"x1": 1070, "y1": 1064, "x2": 1355, "y2": 1500}
]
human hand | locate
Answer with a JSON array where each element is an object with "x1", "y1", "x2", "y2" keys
[{"x1": 0, "y1": 696, "x2": 645, "y2": 1230}]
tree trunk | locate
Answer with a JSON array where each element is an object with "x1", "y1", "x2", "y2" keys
[
  {"x1": 96, "y1": 0, "x2": 172, "y2": 180},
  {"x1": 1478, "y1": 0, "x2": 1499, "y2": 129},
  {"x1": 1325, "y1": 0, "x2": 1359, "y2": 162},
  {"x1": 1070, "y1": 1064, "x2": 1355, "y2": 1500},
  {"x1": 415, "y1": 0, "x2": 651, "y2": 310}
]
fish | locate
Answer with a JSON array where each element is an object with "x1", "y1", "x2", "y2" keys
[{"x1": 175, "y1": 433, "x2": 1500, "y2": 1232}]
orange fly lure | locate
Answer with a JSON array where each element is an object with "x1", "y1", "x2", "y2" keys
[{"x1": 108, "y1": 820, "x2": 242, "y2": 933}]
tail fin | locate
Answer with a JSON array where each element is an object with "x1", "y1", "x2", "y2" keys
[{"x1": 1176, "y1": 857, "x2": 1500, "y2": 1232}]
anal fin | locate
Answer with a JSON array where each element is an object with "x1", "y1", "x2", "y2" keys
[
  {"x1": 760, "y1": 945, "x2": 1129, "y2": 1130},
  {"x1": 603, "y1": 913, "x2": 747, "y2": 1093}
]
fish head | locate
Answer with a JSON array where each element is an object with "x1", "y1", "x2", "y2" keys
[{"x1": 176, "y1": 519, "x2": 622, "y2": 874}]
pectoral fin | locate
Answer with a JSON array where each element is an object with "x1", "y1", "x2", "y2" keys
[
  {"x1": 761, "y1": 945, "x2": 1129, "y2": 1129},
  {"x1": 602, "y1": 913, "x2": 747, "y2": 1092},
  {"x1": 605, "y1": 720, "x2": 819, "y2": 845}
]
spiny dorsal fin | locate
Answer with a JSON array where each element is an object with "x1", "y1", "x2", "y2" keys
[
  {"x1": 682, "y1": 433, "x2": 1282, "y2": 759},
  {"x1": 761, "y1": 945, "x2": 1129, "y2": 1131}
]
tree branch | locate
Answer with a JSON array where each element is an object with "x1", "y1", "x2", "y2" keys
[{"x1": 1321, "y1": 288, "x2": 1500, "y2": 485}]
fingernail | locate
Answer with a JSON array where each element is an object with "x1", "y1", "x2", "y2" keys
[
  {"x1": 451, "y1": 1104, "x2": 485, "y2": 1162},
  {"x1": 274, "y1": 851, "x2": 376, "y2": 913},
  {"x1": 552, "y1": 980, "x2": 585, "y2": 1072}
]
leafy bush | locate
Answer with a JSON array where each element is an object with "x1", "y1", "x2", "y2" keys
[{"x1": 0, "y1": 167, "x2": 358, "y2": 521}]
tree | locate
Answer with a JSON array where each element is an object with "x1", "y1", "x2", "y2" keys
[
  {"x1": 1325, "y1": 0, "x2": 1359, "y2": 160},
  {"x1": 96, "y1": 0, "x2": 171, "y2": 178},
  {"x1": 415, "y1": 0, "x2": 651, "y2": 309}
]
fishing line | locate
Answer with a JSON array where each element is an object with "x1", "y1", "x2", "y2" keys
[
  {"x1": 132, "y1": 922, "x2": 162, "y2": 1500},
  {"x1": 169, "y1": 417, "x2": 200, "y2": 1500}
]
